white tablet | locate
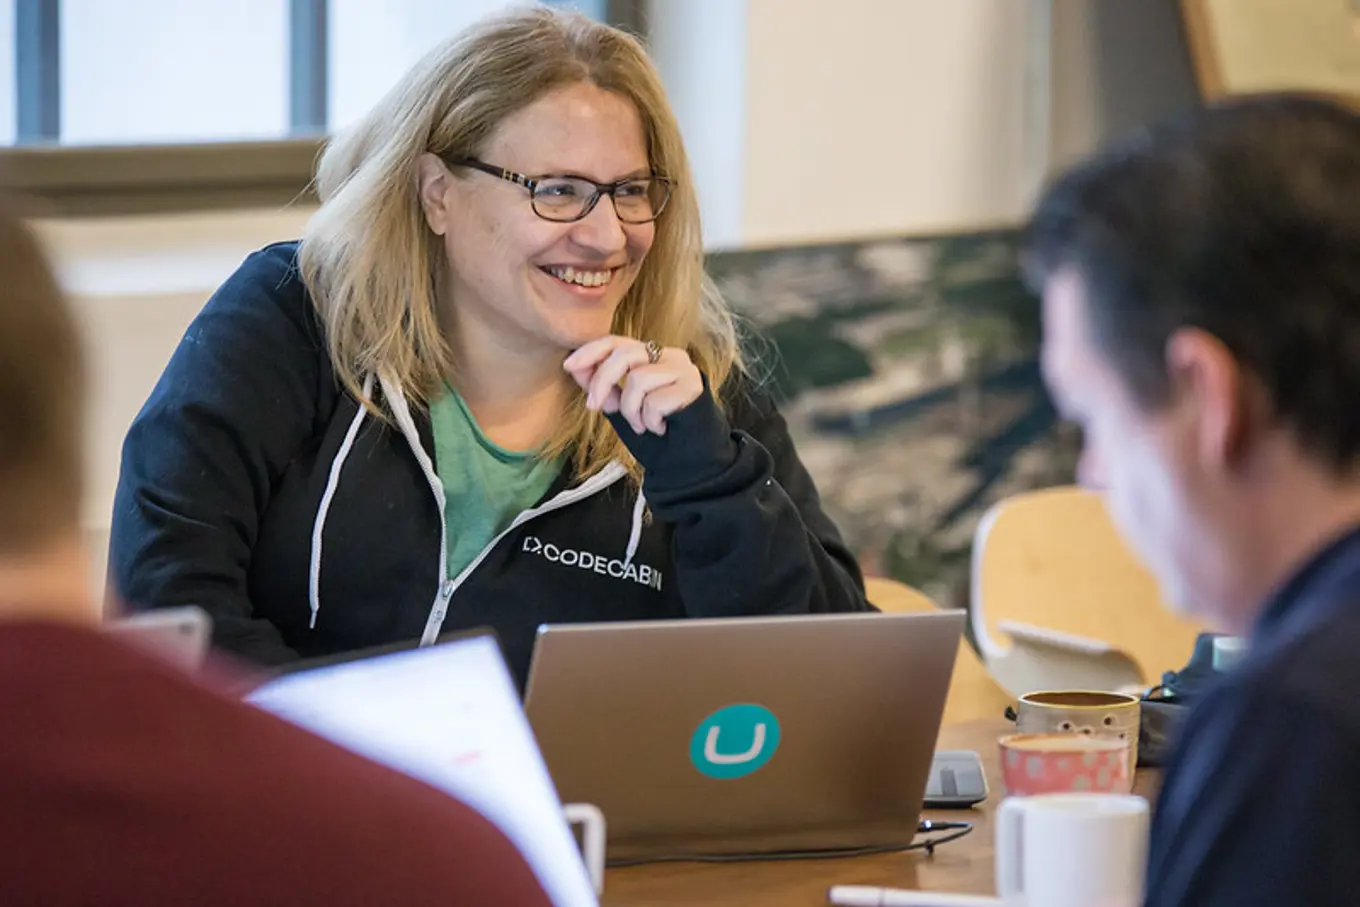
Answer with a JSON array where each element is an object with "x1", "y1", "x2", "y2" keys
[{"x1": 246, "y1": 631, "x2": 598, "y2": 907}]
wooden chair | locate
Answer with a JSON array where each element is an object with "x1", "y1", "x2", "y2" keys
[
  {"x1": 864, "y1": 576, "x2": 1011, "y2": 724},
  {"x1": 970, "y1": 486, "x2": 1203, "y2": 697}
]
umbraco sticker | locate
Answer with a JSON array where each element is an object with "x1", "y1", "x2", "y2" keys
[{"x1": 689, "y1": 704, "x2": 781, "y2": 779}]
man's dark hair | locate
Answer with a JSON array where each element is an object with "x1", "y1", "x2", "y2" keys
[
  {"x1": 1024, "y1": 93, "x2": 1360, "y2": 471},
  {"x1": 0, "y1": 201, "x2": 84, "y2": 551}
]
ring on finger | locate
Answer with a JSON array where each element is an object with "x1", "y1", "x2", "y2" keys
[{"x1": 644, "y1": 340, "x2": 662, "y2": 365}]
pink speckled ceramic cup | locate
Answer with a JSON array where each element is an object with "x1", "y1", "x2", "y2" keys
[{"x1": 999, "y1": 733, "x2": 1132, "y2": 797}]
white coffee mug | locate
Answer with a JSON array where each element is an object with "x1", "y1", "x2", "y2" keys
[
  {"x1": 562, "y1": 802, "x2": 606, "y2": 895},
  {"x1": 996, "y1": 793, "x2": 1148, "y2": 907}
]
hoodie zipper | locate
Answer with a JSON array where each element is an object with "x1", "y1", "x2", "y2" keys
[
  {"x1": 374, "y1": 372, "x2": 633, "y2": 645},
  {"x1": 418, "y1": 462, "x2": 628, "y2": 644}
]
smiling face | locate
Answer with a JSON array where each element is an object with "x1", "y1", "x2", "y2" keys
[{"x1": 419, "y1": 81, "x2": 656, "y2": 357}]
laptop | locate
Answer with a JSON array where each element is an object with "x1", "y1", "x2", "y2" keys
[
  {"x1": 246, "y1": 630, "x2": 599, "y2": 907},
  {"x1": 104, "y1": 605, "x2": 212, "y2": 672},
  {"x1": 523, "y1": 610, "x2": 965, "y2": 862}
]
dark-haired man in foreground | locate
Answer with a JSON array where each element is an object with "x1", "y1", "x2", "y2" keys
[
  {"x1": 1026, "y1": 93, "x2": 1360, "y2": 907},
  {"x1": 0, "y1": 204, "x2": 551, "y2": 905}
]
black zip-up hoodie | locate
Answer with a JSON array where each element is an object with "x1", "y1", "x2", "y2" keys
[{"x1": 110, "y1": 241, "x2": 871, "y2": 685}]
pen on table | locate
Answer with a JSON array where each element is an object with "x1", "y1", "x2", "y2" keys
[{"x1": 827, "y1": 885, "x2": 1000, "y2": 907}]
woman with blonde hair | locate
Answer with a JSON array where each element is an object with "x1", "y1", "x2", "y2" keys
[{"x1": 110, "y1": 6, "x2": 870, "y2": 683}]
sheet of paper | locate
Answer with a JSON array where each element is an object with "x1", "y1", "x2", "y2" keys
[{"x1": 247, "y1": 635, "x2": 597, "y2": 907}]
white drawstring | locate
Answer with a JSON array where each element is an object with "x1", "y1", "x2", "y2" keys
[
  {"x1": 623, "y1": 488, "x2": 647, "y2": 568},
  {"x1": 377, "y1": 373, "x2": 453, "y2": 647},
  {"x1": 309, "y1": 373, "x2": 374, "y2": 629}
]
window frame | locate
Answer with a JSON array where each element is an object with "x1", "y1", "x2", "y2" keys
[{"x1": 0, "y1": 0, "x2": 647, "y2": 217}]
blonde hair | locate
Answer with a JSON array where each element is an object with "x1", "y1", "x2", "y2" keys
[{"x1": 299, "y1": 5, "x2": 741, "y2": 479}]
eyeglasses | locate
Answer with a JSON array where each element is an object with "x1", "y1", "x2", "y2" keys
[{"x1": 446, "y1": 157, "x2": 672, "y2": 224}]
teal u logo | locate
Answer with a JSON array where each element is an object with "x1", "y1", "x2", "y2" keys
[{"x1": 690, "y1": 704, "x2": 781, "y2": 779}]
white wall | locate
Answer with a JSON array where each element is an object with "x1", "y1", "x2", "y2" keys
[
  {"x1": 739, "y1": 0, "x2": 1038, "y2": 246},
  {"x1": 650, "y1": 0, "x2": 1199, "y2": 248},
  {"x1": 650, "y1": 0, "x2": 1041, "y2": 248},
  {"x1": 1048, "y1": 0, "x2": 1199, "y2": 172}
]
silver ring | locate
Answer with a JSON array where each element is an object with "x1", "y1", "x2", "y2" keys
[{"x1": 644, "y1": 340, "x2": 662, "y2": 364}]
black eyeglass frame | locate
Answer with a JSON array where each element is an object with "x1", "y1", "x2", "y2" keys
[{"x1": 445, "y1": 156, "x2": 673, "y2": 224}]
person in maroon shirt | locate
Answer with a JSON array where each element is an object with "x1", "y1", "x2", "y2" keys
[{"x1": 0, "y1": 202, "x2": 553, "y2": 905}]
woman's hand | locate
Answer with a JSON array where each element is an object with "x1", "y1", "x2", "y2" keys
[{"x1": 563, "y1": 336, "x2": 703, "y2": 436}]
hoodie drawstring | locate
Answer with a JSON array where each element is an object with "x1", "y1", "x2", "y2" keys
[
  {"x1": 375, "y1": 373, "x2": 454, "y2": 647},
  {"x1": 309, "y1": 373, "x2": 375, "y2": 629},
  {"x1": 624, "y1": 489, "x2": 647, "y2": 568}
]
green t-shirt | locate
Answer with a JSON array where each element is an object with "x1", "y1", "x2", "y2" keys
[{"x1": 429, "y1": 385, "x2": 560, "y2": 581}]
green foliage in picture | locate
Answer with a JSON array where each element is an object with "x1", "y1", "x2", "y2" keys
[{"x1": 761, "y1": 318, "x2": 873, "y2": 401}]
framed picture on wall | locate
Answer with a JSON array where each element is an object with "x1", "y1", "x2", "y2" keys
[
  {"x1": 1180, "y1": 0, "x2": 1360, "y2": 102},
  {"x1": 707, "y1": 228, "x2": 1079, "y2": 612}
]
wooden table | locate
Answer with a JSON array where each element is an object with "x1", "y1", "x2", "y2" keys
[{"x1": 602, "y1": 719, "x2": 1160, "y2": 906}]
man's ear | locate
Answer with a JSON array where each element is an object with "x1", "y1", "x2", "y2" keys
[
  {"x1": 1165, "y1": 327, "x2": 1254, "y2": 471},
  {"x1": 416, "y1": 153, "x2": 453, "y2": 235}
]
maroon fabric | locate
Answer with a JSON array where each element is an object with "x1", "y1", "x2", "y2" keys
[{"x1": 0, "y1": 621, "x2": 553, "y2": 906}]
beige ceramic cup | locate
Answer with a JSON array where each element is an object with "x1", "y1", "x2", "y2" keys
[{"x1": 1014, "y1": 690, "x2": 1141, "y2": 775}]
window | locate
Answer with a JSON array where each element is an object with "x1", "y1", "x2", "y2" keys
[
  {"x1": 60, "y1": 0, "x2": 290, "y2": 146},
  {"x1": 0, "y1": 0, "x2": 629, "y2": 214},
  {"x1": 331, "y1": 0, "x2": 606, "y2": 132},
  {"x1": 0, "y1": 1, "x2": 15, "y2": 145}
]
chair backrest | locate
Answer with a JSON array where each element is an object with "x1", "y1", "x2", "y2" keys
[
  {"x1": 864, "y1": 576, "x2": 938, "y2": 614},
  {"x1": 865, "y1": 577, "x2": 1011, "y2": 724},
  {"x1": 970, "y1": 486, "x2": 1202, "y2": 685}
]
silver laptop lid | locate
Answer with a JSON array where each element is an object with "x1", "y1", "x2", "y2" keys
[{"x1": 524, "y1": 610, "x2": 964, "y2": 861}]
